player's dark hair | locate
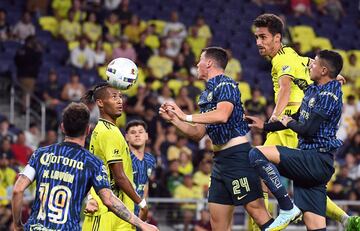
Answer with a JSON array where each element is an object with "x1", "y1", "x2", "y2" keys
[
  {"x1": 125, "y1": 120, "x2": 148, "y2": 133},
  {"x1": 253, "y1": 14, "x2": 284, "y2": 36},
  {"x1": 202, "y1": 47, "x2": 228, "y2": 70},
  {"x1": 62, "y1": 102, "x2": 90, "y2": 137},
  {"x1": 81, "y1": 82, "x2": 111, "y2": 104},
  {"x1": 317, "y1": 50, "x2": 343, "y2": 79}
]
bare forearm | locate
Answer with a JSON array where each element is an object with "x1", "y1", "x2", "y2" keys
[
  {"x1": 191, "y1": 109, "x2": 228, "y2": 124},
  {"x1": 171, "y1": 119, "x2": 206, "y2": 141},
  {"x1": 12, "y1": 191, "x2": 24, "y2": 227},
  {"x1": 99, "y1": 189, "x2": 143, "y2": 228},
  {"x1": 273, "y1": 87, "x2": 290, "y2": 116},
  {"x1": 115, "y1": 176, "x2": 142, "y2": 204}
]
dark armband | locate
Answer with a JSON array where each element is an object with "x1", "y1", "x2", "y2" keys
[{"x1": 263, "y1": 121, "x2": 287, "y2": 132}]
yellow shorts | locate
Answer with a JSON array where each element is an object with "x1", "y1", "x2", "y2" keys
[
  {"x1": 264, "y1": 129, "x2": 298, "y2": 148},
  {"x1": 82, "y1": 212, "x2": 135, "y2": 231}
]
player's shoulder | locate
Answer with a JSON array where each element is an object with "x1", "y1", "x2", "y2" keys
[
  {"x1": 95, "y1": 119, "x2": 122, "y2": 137},
  {"x1": 320, "y1": 80, "x2": 342, "y2": 98},
  {"x1": 144, "y1": 152, "x2": 156, "y2": 165}
]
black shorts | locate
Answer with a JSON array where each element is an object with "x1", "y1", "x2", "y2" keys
[
  {"x1": 208, "y1": 142, "x2": 263, "y2": 206},
  {"x1": 276, "y1": 146, "x2": 335, "y2": 216}
]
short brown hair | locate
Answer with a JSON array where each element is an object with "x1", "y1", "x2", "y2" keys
[
  {"x1": 62, "y1": 102, "x2": 90, "y2": 137},
  {"x1": 202, "y1": 47, "x2": 229, "y2": 70},
  {"x1": 253, "y1": 14, "x2": 284, "y2": 36}
]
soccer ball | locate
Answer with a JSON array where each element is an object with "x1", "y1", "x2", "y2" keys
[{"x1": 106, "y1": 58, "x2": 138, "y2": 90}]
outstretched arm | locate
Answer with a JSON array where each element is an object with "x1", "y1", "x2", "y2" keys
[
  {"x1": 98, "y1": 188, "x2": 158, "y2": 231},
  {"x1": 12, "y1": 175, "x2": 32, "y2": 231},
  {"x1": 159, "y1": 104, "x2": 206, "y2": 141}
]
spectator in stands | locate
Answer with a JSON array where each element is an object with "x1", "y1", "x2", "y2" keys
[
  {"x1": 71, "y1": 0, "x2": 87, "y2": 22},
  {"x1": 291, "y1": 0, "x2": 313, "y2": 18},
  {"x1": 112, "y1": 35, "x2": 137, "y2": 61},
  {"x1": 344, "y1": 153, "x2": 360, "y2": 181},
  {"x1": 12, "y1": 11, "x2": 35, "y2": 42},
  {"x1": 186, "y1": 26, "x2": 207, "y2": 60},
  {"x1": 164, "y1": 36, "x2": 181, "y2": 58},
  {"x1": 185, "y1": 75, "x2": 201, "y2": 103},
  {"x1": 93, "y1": 39, "x2": 107, "y2": 66},
  {"x1": 14, "y1": 35, "x2": 43, "y2": 111},
  {"x1": 173, "y1": 53, "x2": 190, "y2": 80},
  {"x1": 124, "y1": 14, "x2": 145, "y2": 44},
  {"x1": 173, "y1": 174, "x2": 203, "y2": 231},
  {"x1": 193, "y1": 15, "x2": 212, "y2": 44},
  {"x1": 70, "y1": 36, "x2": 96, "y2": 69},
  {"x1": 39, "y1": 130, "x2": 57, "y2": 147},
  {"x1": 195, "y1": 137, "x2": 213, "y2": 169},
  {"x1": 104, "y1": 0, "x2": 122, "y2": 11},
  {"x1": 328, "y1": 165, "x2": 353, "y2": 200},
  {"x1": 103, "y1": 11, "x2": 121, "y2": 43},
  {"x1": 116, "y1": 0, "x2": 133, "y2": 30},
  {"x1": 178, "y1": 148, "x2": 193, "y2": 175},
  {"x1": 0, "y1": 9, "x2": 11, "y2": 42},
  {"x1": 158, "y1": 84, "x2": 175, "y2": 105},
  {"x1": 0, "y1": 118, "x2": 16, "y2": 143},
  {"x1": 180, "y1": 41, "x2": 196, "y2": 71},
  {"x1": 193, "y1": 209, "x2": 211, "y2": 231},
  {"x1": 60, "y1": 73, "x2": 86, "y2": 102},
  {"x1": 167, "y1": 136, "x2": 189, "y2": 161},
  {"x1": 11, "y1": 131, "x2": 32, "y2": 166},
  {"x1": 147, "y1": 46, "x2": 173, "y2": 79},
  {"x1": 244, "y1": 88, "x2": 267, "y2": 116},
  {"x1": 237, "y1": 72, "x2": 251, "y2": 103},
  {"x1": 345, "y1": 132, "x2": 360, "y2": 160},
  {"x1": 0, "y1": 137, "x2": 14, "y2": 164},
  {"x1": 0, "y1": 152, "x2": 17, "y2": 229},
  {"x1": 345, "y1": 54, "x2": 360, "y2": 83},
  {"x1": 24, "y1": 123, "x2": 40, "y2": 151},
  {"x1": 143, "y1": 24, "x2": 160, "y2": 51},
  {"x1": 193, "y1": 159, "x2": 211, "y2": 197},
  {"x1": 348, "y1": 178, "x2": 360, "y2": 214},
  {"x1": 316, "y1": 0, "x2": 345, "y2": 21},
  {"x1": 58, "y1": 9, "x2": 81, "y2": 42},
  {"x1": 166, "y1": 159, "x2": 183, "y2": 196},
  {"x1": 224, "y1": 49, "x2": 242, "y2": 80},
  {"x1": 163, "y1": 11, "x2": 187, "y2": 46},
  {"x1": 82, "y1": 12, "x2": 102, "y2": 43},
  {"x1": 134, "y1": 33, "x2": 153, "y2": 67},
  {"x1": 159, "y1": 126, "x2": 178, "y2": 164},
  {"x1": 51, "y1": 0, "x2": 72, "y2": 19},
  {"x1": 175, "y1": 86, "x2": 194, "y2": 114}
]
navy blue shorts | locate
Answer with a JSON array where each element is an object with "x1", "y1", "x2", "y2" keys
[
  {"x1": 208, "y1": 142, "x2": 263, "y2": 206},
  {"x1": 276, "y1": 146, "x2": 335, "y2": 216}
]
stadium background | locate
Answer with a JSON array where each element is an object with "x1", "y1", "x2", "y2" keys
[{"x1": 0, "y1": 0, "x2": 359, "y2": 230}]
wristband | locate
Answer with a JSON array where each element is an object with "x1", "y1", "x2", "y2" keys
[
  {"x1": 185, "y1": 115, "x2": 193, "y2": 122},
  {"x1": 138, "y1": 199, "x2": 147, "y2": 209}
]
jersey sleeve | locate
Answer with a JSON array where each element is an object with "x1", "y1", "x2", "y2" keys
[
  {"x1": 100, "y1": 128, "x2": 129, "y2": 165},
  {"x1": 214, "y1": 80, "x2": 239, "y2": 105},
  {"x1": 90, "y1": 159, "x2": 111, "y2": 193},
  {"x1": 28, "y1": 149, "x2": 40, "y2": 168},
  {"x1": 273, "y1": 55, "x2": 297, "y2": 79},
  {"x1": 313, "y1": 87, "x2": 341, "y2": 119}
]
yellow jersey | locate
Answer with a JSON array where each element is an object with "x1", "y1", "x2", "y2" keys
[
  {"x1": 271, "y1": 46, "x2": 312, "y2": 113},
  {"x1": 88, "y1": 118, "x2": 134, "y2": 216}
]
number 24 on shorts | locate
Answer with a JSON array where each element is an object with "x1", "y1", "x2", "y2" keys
[{"x1": 232, "y1": 177, "x2": 250, "y2": 197}]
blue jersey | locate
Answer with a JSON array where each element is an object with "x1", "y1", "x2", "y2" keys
[
  {"x1": 131, "y1": 152, "x2": 156, "y2": 216},
  {"x1": 198, "y1": 74, "x2": 249, "y2": 145},
  {"x1": 25, "y1": 142, "x2": 110, "y2": 231},
  {"x1": 298, "y1": 80, "x2": 343, "y2": 151}
]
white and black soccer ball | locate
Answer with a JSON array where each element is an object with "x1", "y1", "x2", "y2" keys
[{"x1": 106, "y1": 58, "x2": 138, "y2": 90}]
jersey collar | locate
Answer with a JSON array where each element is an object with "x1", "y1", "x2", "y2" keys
[{"x1": 99, "y1": 118, "x2": 116, "y2": 127}]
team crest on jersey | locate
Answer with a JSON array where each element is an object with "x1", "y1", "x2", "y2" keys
[
  {"x1": 96, "y1": 175, "x2": 103, "y2": 181},
  {"x1": 282, "y1": 65, "x2": 290, "y2": 73},
  {"x1": 207, "y1": 92, "x2": 213, "y2": 101},
  {"x1": 308, "y1": 98, "x2": 316, "y2": 108}
]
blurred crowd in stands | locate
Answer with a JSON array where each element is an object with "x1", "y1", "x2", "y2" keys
[{"x1": 0, "y1": 0, "x2": 359, "y2": 230}]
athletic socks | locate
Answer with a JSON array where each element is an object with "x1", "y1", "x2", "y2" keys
[{"x1": 249, "y1": 148, "x2": 293, "y2": 211}]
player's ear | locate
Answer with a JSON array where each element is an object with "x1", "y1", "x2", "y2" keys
[
  {"x1": 274, "y1": 33, "x2": 281, "y2": 43},
  {"x1": 96, "y1": 98, "x2": 104, "y2": 108},
  {"x1": 60, "y1": 122, "x2": 65, "y2": 134},
  {"x1": 206, "y1": 59, "x2": 212, "y2": 68},
  {"x1": 86, "y1": 125, "x2": 91, "y2": 136}
]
